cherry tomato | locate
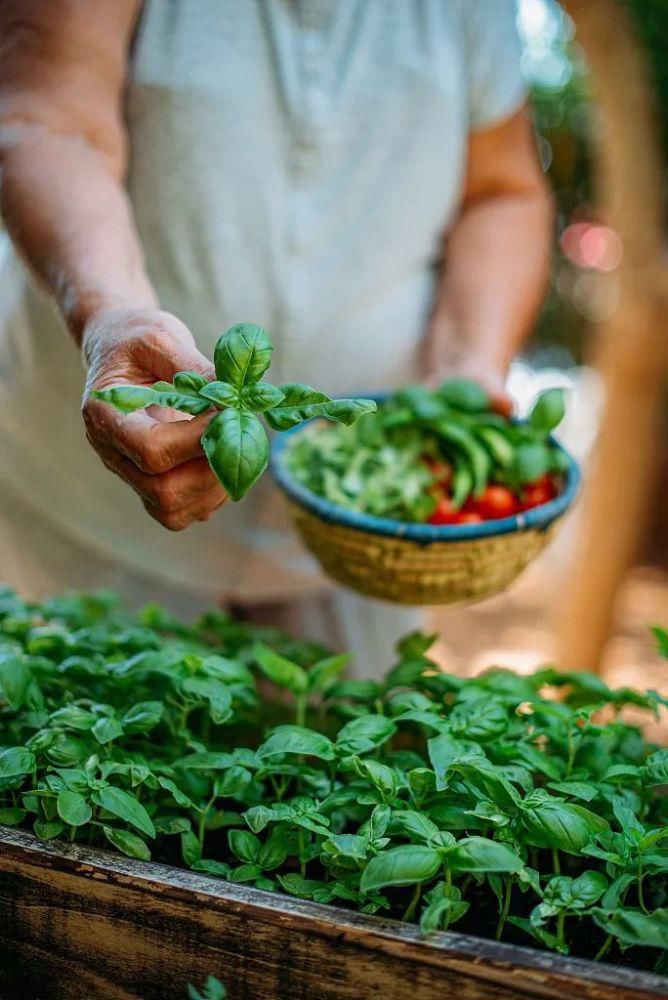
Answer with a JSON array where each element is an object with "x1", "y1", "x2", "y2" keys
[
  {"x1": 472, "y1": 485, "x2": 518, "y2": 520},
  {"x1": 521, "y1": 477, "x2": 556, "y2": 510},
  {"x1": 428, "y1": 496, "x2": 459, "y2": 525},
  {"x1": 453, "y1": 512, "x2": 483, "y2": 525}
]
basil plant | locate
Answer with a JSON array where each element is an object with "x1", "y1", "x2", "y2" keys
[{"x1": 93, "y1": 323, "x2": 376, "y2": 500}]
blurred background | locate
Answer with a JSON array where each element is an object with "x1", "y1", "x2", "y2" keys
[{"x1": 431, "y1": 0, "x2": 668, "y2": 700}]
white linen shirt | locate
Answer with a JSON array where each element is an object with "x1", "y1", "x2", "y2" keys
[{"x1": 0, "y1": 0, "x2": 525, "y2": 600}]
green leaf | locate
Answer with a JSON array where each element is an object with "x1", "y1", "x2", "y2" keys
[
  {"x1": 307, "y1": 653, "x2": 351, "y2": 693},
  {"x1": 0, "y1": 806, "x2": 26, "y2": 826},
  {"x1": 182, "y1": 677, "x2": 233, "y2": 725},
  {"x1": 242, "y1": 382, "x2": 285, "y2": 412},
  {"x1": 120, "y1": 700, "x2": 164, "y2": 733},
  {"x1": 515, "y1": 443, "x2": 551, "y2": 485},
  {"x1": 198, "y1": 381, "x2": 240, "y2": 408},
  {"x1": 0, "y1": 746, "x2": 35, "y2": 779},
  {"x1": 0, "y1": 653, "x2": 31, "y2": 709},
  {"x1": 173, "y1": 370, "x2": 209, "y2": 394},
  {"x1": 187, "y1": 975, "x2": 227, "y2": 1000},
  {"x1": 360, "y1": 845, "x2": 441, "y2": 892},
  {"x1": 181, "y1": 828, "x2": 202, "y2": 867},
  {"x1": 520, "y1": 797, "x2": 609, "y2": 854},
  {"x1": 228, "y1": 829, "x2": 261, "y2": 864},
  {"x1": 253, "y1": 644, "x2": 308, "y2": 693},
  {"x1": 547, "y1": 780, "x2": 599, "y2": 802},
  {"x1": 202, "y1": 409, "x2": 269, "y2": 501},
  {"x1": 592, "y1": 908, "x2": 668, "y2": 950},
  {"x1": 93, "y1": 786, "x2": 155, "y2": 837},
  {"x1": 103, "y1": 826, "x2": 151, "y2": 860},
  {"x1": 265, "y1": 383, "x2": 375, "y2": 431},
  {"x1": 643, "y1": 749, "x2": 668, "y2": 785},
  {"x1": 33, "y1": 819, "x2": 65, "y2": 841},
  {"x1": 57, "y1": 790, "x2": 92, "y2": 827},
  {"x1": 389, "y1": 809, "x2": 441, "y2": 844},
  {"x1": 437, "y1": 378, "x2": 489, "y2": 413},
  {"x1": 427, "y1": 733, "x2": 473, "y2": 791},
  {"x1": 448, "y1": 836, "x2": 524, "y2": 874},
  {"x1": 529, "y1": 388, "x2": 566, "y2": 434},
  {"x1": 157, "y1": 776, "x2": 194, "y2": 809},
  {"x1": 449, "y1": 698, "x2": 508, "y2": 743},
  {"x1": 336, "y1": 714, "x2": 396, "y2": 755},
  {"x1": 257, "y1": 725, "x2": 335, "y2": 761},
  {"x1": 213, "y1": 323, "x2": 273, "y2": 388},
  {"x1": 175, "y1": 752, "x2": 235, "y2": 772},
  {"x1": 91, "y1": 716, "x2": 124, "y2": 745},
  {"x1": 92, "y1": 384, "x2": 210, "y2": 416}
]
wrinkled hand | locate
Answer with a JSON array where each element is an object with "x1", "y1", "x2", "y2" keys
[{"x1": 82, "y1": 308, "x2": 228, "y2": 530}]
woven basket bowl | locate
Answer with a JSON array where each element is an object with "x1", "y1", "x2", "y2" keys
[{"x1": 271, "y1": 418, "x2": 580, "y2": 606}]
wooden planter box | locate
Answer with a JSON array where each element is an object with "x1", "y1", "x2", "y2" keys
[{"x1": 1, "y1": 828, "x2": 666, "y2": 1000}]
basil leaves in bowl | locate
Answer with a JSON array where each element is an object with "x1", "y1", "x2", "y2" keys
[{"x1": 271, "y1": 382, "x2": 580, "y2": 605}]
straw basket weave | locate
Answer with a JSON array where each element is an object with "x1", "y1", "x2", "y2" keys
[
  {"x1": 271, "y1": 419, "x2": 580, "y2": 606},
  {"x1": 286, "y1": 502, "x2": 556, "y2": 604}
]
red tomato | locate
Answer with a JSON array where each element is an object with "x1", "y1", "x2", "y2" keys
[
  {"x1": 521, "y1": 477, "x2": 556, "y2": 510},
  {"x1": 427, "y1": 497, "x2": 459, "y2": 525},
  {"x1": 472, "y1": 485, "x2": 518, "y2": 520},
  {"x1": 453, "y1": 512, "x2": 483, "y2": 525}
]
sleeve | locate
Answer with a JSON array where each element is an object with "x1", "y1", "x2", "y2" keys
[{"x1": 463, "y1": 0, "x2": 528, "y2": 132}]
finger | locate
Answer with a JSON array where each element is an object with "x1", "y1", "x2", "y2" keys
[
  {"x1": 84, "y1": 398, "x2": 216, "y2": 474},
  {"x1": 92, "y1": 439, "x2": 226, "y2": 510},
  {"x1": 142, "y1": 490, "x2": 227, "y2": 532}
]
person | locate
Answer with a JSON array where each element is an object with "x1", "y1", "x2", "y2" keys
[{"x1": 0, "y1": 0, "x2": 552, "y2": 674}]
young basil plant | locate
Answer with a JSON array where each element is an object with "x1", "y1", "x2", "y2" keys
[
  {"x1": 92, "y1": 323, "x2": 376, "y2": 501},
  {"x1": 0, "y1": 586, "x2": 666, "y2": 972}
]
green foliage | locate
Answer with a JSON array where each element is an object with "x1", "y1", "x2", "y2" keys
[
  {"x1": 0, "y1": 587, "x2": 666, "y2": 972},
  {"x1": 92, "y1": 323, "x2": 375, "y2": 501},
  {"x1": 287, "y1": 381, "x2": 567, "y2": 519}
]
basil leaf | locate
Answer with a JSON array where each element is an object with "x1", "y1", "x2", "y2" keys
[
  {"x1": 91, "y1": 716, "x2": 124, "y2": 745},
  {"x1": 257, "y1": 725, "x2": 335, "y2": 761},
  {"x1": 307, "y1": 653, "x2": 350, "y2": 693},
  {"x1": 213, "y1": 323, "x2": 273, "y2": 388},
  {"x1": 514, "y1": 443, "x2": 551, "y2": 485},
  {"x1": 198, "y1": 381, "x2": 240, "y2": 408},
  {"x1": 448, "y1": 836, "x2": 524, "y2": 874},
  {"x1": 0, "y1": 747, "x2": 35, "y2": 779},
  {"x1": 0, "y1": 653, "x2": 31, "y2": 710},
  {"x1": 57, "y1": 790, "x2": 92, "y2": 827},
  {"x1": 264, "y1": 383, "x2": 376, "y2": 431},
  {"x1": 242, "y1": 383, "x2": 285, "y2": 412},
  {"x1": 520, "y1": 798, "x2": 609, "y2": 854},
  {"x1": 93, "y1": 786, "x2": 155, "y2": 837},
  {"x1": 120, "y1": 700, "x2": 164, "y2": 733},
  {"x1": 173, "y1": 371, "x2": 209, "y2": 394},
  {"x1": 228, "y1": 829, "x2": 261, "y2": 864},
  {"x1": 389, "y1": 809, "x2": 440, "y2": 844},
  {"x1": 253, "y1": 644, "x2": 308, "y2": 693},
  {"x1": 182, "y1": 677, "x2": 233, "y2": 725},
  {"x1": 336, "y1": 714, "x2": 396, "y2": 755},
  {"x1": 592, "y1": 907, "x2": 668, "y2": 950},
  {"x1": 33, "y1": 819, "x2": 65, "y2": 841},
  {"x1": 360, "y1": 845, "x2": 441, "y2": 892},
  {"x1": 0, "y1": 806, "x2": 26, "y2": 825},
  {"x1": 92, "y1": 385, "x2": 210, "y2": 416},
  {"x1": 202, "y1": 409, "x2": 268, "y2": 501},
  {"x1": 102, "y1": 826, "x2": 151, "y2": 860},
  {"x1": 529, "y1": 388, "x2": 566, "y2": 434}
]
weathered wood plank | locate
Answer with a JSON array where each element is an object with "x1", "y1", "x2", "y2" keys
[{"x1": 0, "y1": 828, "x2": 666, "y2": 1000}]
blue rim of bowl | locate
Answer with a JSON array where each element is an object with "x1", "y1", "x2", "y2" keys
[{"x1": 270, "y1": 397, "x2": 581, "y2": 545}]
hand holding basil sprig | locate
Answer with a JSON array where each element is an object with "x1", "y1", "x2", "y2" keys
[{"x1": 92, "y1": 321, "x2": 375, "y2": 508}]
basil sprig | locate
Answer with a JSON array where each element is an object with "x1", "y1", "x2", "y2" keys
[{"x1": 92, "y1": 323, "x2": 376, "y2": 501}]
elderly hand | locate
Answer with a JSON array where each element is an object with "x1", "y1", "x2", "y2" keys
[{"x1": 81, "y1": 307, "x2": 228, "y2": 530}]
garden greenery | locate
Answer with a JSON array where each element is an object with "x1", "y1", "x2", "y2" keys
[
  {"x1": 92, "y1": 323, "x2": 375, "y2": 501},
  {"x1": 0, "y1": 588, "x2": 666, "y2": 971}
]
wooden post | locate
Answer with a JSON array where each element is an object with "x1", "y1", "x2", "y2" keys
[{"x1": 556, "y1": 0, "x2": 668, "y2": 672}]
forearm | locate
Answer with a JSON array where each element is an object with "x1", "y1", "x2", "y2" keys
[
  {"x1": 0, "y1": 129, "x2": 156, "y2": 346},
  {"x1": 429, "y1": 189, "x2": 553, "y2": 386}
]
